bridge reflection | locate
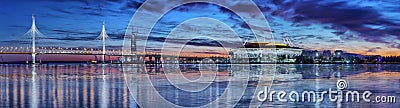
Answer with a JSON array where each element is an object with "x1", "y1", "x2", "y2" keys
[
  {"x1": 0, "y1": 64, "x2": 135, "y2": 107},
  {"x1": 1, "y1": 64, "x2": 399, "y2": 107}
]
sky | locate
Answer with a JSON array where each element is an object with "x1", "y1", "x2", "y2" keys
[{"x1": 0, "y1": 0, "x2": 399, "y2": 56}]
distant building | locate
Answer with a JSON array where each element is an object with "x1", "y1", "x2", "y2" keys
[
  {"x1": 334, "y1": 50, "x2": 344, "y2": 57},
  {"x1": 311, "y1": 50, "x2": 319, "y2": 58},
  {"x1": 343, "y1": 53, "x2": 364, "y2": 63},
  {"x1": 229, "y1": 42, "x2": 303, "y2": 63},
  {"x1": 364, "y1": 55, "x2": 382, "y2": 63},
  {"x1": 322, "y1": 50, "x2": 331, "y2": 58},
  {"x1": 322, "y1": 50, "x2": 332, "y2": 63},
  {"x1": 382, "y1": 56, "x2": 400, "y2": 63},
  {"x1": 301, "y1": 50, "x2": 314, "y2": 57},
  {"x1": 229, "y1": 36, "x2": 388, "y2": 64}
]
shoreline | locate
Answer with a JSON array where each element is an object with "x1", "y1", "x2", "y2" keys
[{"x1": 0, "y1": 62, "x2": 399, "y2": 64}]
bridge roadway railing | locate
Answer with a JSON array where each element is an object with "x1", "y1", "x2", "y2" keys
[
  {"x1": 0, "y1": 47, "x2": 123, "y2": 55},
  {"x1": 120, "y1": 54, "x2": 229, "y2": 64}
]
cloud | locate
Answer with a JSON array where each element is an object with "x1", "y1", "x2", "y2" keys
[
  {"x1": 107, "y1": 33, "x2": 125, "y2": 40},
  {"x1": 145, "y1": 36, "x2": 222, "y2": 47},
  {"x1": 367, "y1": 47, "x2": 382, "y2": 52},
  {"x1": 47, "y1": 6, "x2": 73, "y2": 14},
  {"x1": 389, "y1": 44, "x2": 400, "y2": 49},
  {"x1": 175, "y1": 2, "x2": 212, "y2": 12},
  {"x1": 192, "y1": 51, "x2": 223, "y2": 55},
  {"x1": 47, "y1": 0, "x2": 90, "y2": 5},
  {"x1": 106, "y1": 0, "x2": 123, "y2": 3},
  {"x1": 265, "y1": 0, "x2": 400, "y2": 43},
  {"x1": 52, "y1": 29, "x2": 97, "y2": 35},
  {"x1": 331, "y1": 31, "x2": 345, "y2": 36},
  {"x1": 327, "y1": 39, "x2": 341, "y2": 43},
  {"x1": 48, "y1": 36, "x2": 95, "y2": 41},
  {"x1": 186, "y1": 38, "x2": 223, "y2": 47},
  {"x1": 49, "y1": 29, "x2": 126, "y2": 41},
  {"x1": 120, "y1": 0, "x2": 144, "y2": 10},
  {"x1": 45, "y1": 0, "x2": 132, "y2": 17},
  {"x1": 2, "y1": 0, "x2": 399, "y2": 56}
]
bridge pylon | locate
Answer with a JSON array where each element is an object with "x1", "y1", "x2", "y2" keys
[
  {"x1": 96, "y1": 21, "x2": 111, "y2": 64},
  {"x1": 22, "y1": 14, "x2": 46, "y2": 64}
]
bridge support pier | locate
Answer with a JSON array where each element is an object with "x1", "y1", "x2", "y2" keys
[
  {"x1": 155, "y1": 56, "x2": 161, "y2": 64},
  {"x1": 32, "y1": 53, "x2": 35, "y2": 64}
]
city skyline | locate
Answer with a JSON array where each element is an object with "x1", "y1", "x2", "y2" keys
[{"x1": 0, "y1": 0, "x2": 399, "y2": 56}]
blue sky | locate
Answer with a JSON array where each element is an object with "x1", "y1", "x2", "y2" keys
[{"x1": 0, "y1": 0, "x2": 399, "y2": 56}]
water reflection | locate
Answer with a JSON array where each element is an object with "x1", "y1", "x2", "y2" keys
[
  {"x1": 124, "y1": 64, "x2": 400, "y2": 107},
  {"x1": 0, "y1": 64, "x2": 134, "y2": 107},
  {"x1": 124, "y1": 64, "x2": 244, "y2": 107},
  {"x1": 31, "y1": 65, "x2": 37, "y2": 108},
  {"x1": 259, "y1": 64, "x2": 400, "y2": 108},
  {"x1": 1, "y1": 64, "x2": 400, "y2": 107}
]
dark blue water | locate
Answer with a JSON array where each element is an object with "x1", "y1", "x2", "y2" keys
[
  {"x1": 1, "y1": 64, "x2": 399, "y2": 107},
  {"x1": 0, "y1": 64, "x2": 135, "y2": 108}
]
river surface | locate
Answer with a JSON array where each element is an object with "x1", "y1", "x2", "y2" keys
[{"x1": 0, "y1": 63, "x2": 399, "y2": 107}]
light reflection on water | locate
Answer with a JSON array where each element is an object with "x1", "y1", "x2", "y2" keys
[
  {"x1": 0, "y1": 64, "x2": 135, "y2": 108},
  {"x1": 1, "y1": 64, "x2": 400, "y2": 107}
]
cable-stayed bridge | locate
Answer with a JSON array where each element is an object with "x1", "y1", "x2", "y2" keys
[
  {"x1": 0, "y1": 14, "x2": 228, "y2": 64},
  {"x1": 0, "y1": 14, "x2": 124, "y2": 63}
]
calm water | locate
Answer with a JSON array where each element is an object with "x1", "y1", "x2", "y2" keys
[{"x1": 1, "y1": 63, "x2": 400, "y2": 107}]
